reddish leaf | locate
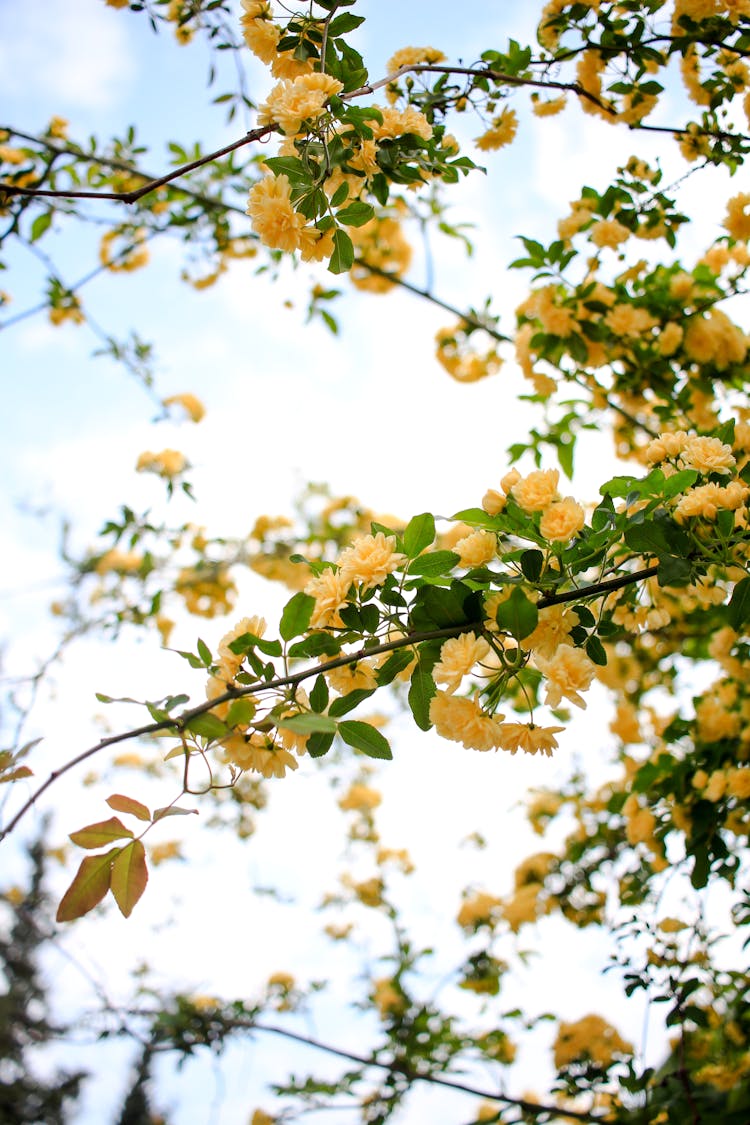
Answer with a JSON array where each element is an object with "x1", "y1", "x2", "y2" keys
[
  {"x1": 69, "y1": 816, "x2": 134, "y2": 849},
  {"x1": 110, "y1": 840, "x2": 148, "y2": 918},
  {"x1": 56, "y1": 851, "x2": 115, "y2": 922},
  {"x1": 0, "y1": 765, "x2": 33, "y2": 783},
  {"x1": 106, "y1": 793, "x2": 151, "y2": 822}
]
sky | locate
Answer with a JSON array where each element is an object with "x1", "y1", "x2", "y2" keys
[{"x1": 0, "y1": 2, "x2": 742, "y2": 1123}]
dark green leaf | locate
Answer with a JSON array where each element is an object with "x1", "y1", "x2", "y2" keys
[
  {"x1": 408, "y1": 668, "x2": 436, "y2": 731},
  {"x1": 336, "y1": 200, "x2": 375, "y2": 227},
  {"x1": 728, "y1": 576, "x2": 750, "y2": 630},
  {"x1": 329, "y1": 228, "x2": 354, "y2": 274},
  {"x1": 494, "y1": 587, "x2": 538, "y2": 641},
  {"x1": 338, "y1": 720, "x2": 392, "y2": 759},
  {"x1": 309, "y1": 674, "x2": 329, "y2": 713},
  {"x1": 328, "y1": 688, "x2": 376, "y2": 718},
  {"x1": 280, "y1": 591, "x2": 315, "y2": 641},
  {"x1": 407, "y1": 550, "x2": 459, "y2": 577},
  {"x1": 403, "y1": 512, "x2": 436, "y2": 558}
]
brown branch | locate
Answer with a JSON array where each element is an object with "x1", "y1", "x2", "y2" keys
[
  {"x1": 0, "y1": 124, "x2": 278, "y2": 204},
  {"x1": 242, "y1": 1019, "x2": 605, "y2": 1123},
  {"x1": 0, "y1": 564, "x2": 660, "y2": 842},
  {"x1": 0, "y1": 128, "x2": 253, "y2": 217}
]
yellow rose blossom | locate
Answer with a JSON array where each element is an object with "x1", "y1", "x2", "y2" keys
[
  {"x1": 554, "y1": 1014, "x2": 633, "y2": 1070},
  {"x1": 537, "y1": 644, "x2": 597, "y2": 709},
  {"x1": 482, "y1": 488, "x2": 506, "y2": 516},
  {"x1": 338, "y1": 782, "x2": 382, "y2": 811},
  {"x1": 336, "y1": 532, "x2": 406, "y2": 590},
  {"x1": 494, "y1": 722, "x2": 565, "y2": 757},
  {"x1": 386, "y1": 45, "x2": 446, "y2": 75},
  {"x1": 217, "y1": 615, "x2": 266, "y2": 679},
  {"x1": 305, "y1": 567, "x2": 351, "y2": 629},
  {"x1": 657, "y1": 322, "x2": 684, "y2": 356},
  {"x1": 349, "y1": 215, "x2": 412, "y2": 291},
  {"x1": 163, "y1": 392, "x2": 206, "y2": 422},
  {"x1": 475, "y1": 107, "x2": 518, "y2": 151},
  {"x1": 723, "y1": 193, "x2": 750, "y2": 240},
  {"x1": 371, "y1": 105, "x2": 433, "y2": 141},
  {"x1": 250, "y1": 1110, "x2": 276, "y2": 1125},
  {"x1": 47, "y1": 116, "x2": 69, "y2": 139},
  {"x1": 257, "y1": 73, "x2": 343, "y2": 136},
  {"x1": 95, "y1": 548, "x2": 143, "y2": 575},
  {"x1": 326, "y1": 658, "x2": 378, "y2": 695},
  {"x1": 605, "y1": 304, "x2": 657, "y2": 337},
  {"x1": 501, "y1": 468, "x2": 522, "y2": 493},
  {"x1": 247, "y1": 174, "x2": 306, "y2": 252},
  {"x1": 502, "y1": 883, "x2": 545, "y2": 931},
  {"x1": 457, "y1": 890, "x2": 502, "y2": 929},
  {"x1": 99, "y1": 227, "x2": 149, "y2": 271},
  {"x1": 522, "y1": 604, "x2": 579, "y2": 660},
  {"x1": 135, "y1": 449, "x2": 187, "y2": 478},
  {"x1": 454, "y1": 529, "x2": 497, "y2": 568},
  {"x1": 223, "y1": 732, "x2": 298, "y2": 778},
  {"x1": 622, "y1": 794, "x2": 657, "y2": 844},
  {"x1": 681, "y1": 434, "x2": 736, "y2": 475},
  {"x1": 539, "y1": 497, "x2": 585, "y2": 542},
  {"x1": 372, "y1": 977, "x2": 407, "y2": 1017},
  {"x1": 674, "y1": 480, "x2": 748, "y2": 522},
  {"x1": 684, "y1": 309, "x2": 747, "y2": 369},
  {"x1": 512, "y1": 469, "x2": 560, "y2": 512},
  {"x1": 429, "y1": 691, "x2": 504, "y2": 751},
  {"x1": 432, "y1": 632, "x2": 491, "y2": 693},
  {"x1": 646, "y1": 430, "x2": 689, "y2": 463},
  {"x1": 727, "y1": 768, "x2": 750, "y2": 799},
  {"x1": 590, "y1": 218, "x2": 630, "y2": 249},
  {"x1": 531, "y1": 94, "x2": 567, "y2": 116}
]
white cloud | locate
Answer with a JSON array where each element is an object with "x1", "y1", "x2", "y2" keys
[{"x1": 0, "y1": 0, "x2": 134, "y2": 111}]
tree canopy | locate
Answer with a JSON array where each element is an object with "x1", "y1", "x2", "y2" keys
[{"x1": 2, "y1": 1, "x2": 750, "y2": 1121}]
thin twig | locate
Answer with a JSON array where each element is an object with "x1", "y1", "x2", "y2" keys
[{"x1": 0, "y1": 564, "x2": 659, "y2": 841}]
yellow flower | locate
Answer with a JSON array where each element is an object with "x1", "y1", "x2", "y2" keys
[
  {"x1": 247, "y1": 174, "x2": 305, "y2": 253},
  {"x1": 326, "y1": 658, "x2": 378, "y2": 695},
  {"x1": 305, "y1": 567, "x2": 351, "y2": 629},
  {"x1": 372, "y1": 977, "x2": 407, "y2": 1017},
  {"x1": 336, "y1": 532, "x2": 406, "y2": 590},
  {"x1": 99, "y1": 227, "x2": 149, "y2": 271},
  {"x1": 723, "y1": 192, "x2": 750, "y2": 240},
  {"x1": 590, "y1": 218, "x2": 630, "y2": 249},
  {"x1": 454, "y1": 529, "x2": 497, "y2": 567},
  {"x1": 432, "y1": 632, "x2": 491, "y2": 693},
  {"x1": 430, "y1": 691, "x2": 504, "y2": 751},
  {"x1": 537, "y1": 644, "x2": 596, "y2": 709},
  {"x1": 163, "y1": 392, "x2": 205, "y2": 422},
  {"x1": 646, "y1": 430, "x2": 689, "y2": 463},
  {"x1": 135, "y1": 449, "x2": 187, "y2": 478},
  {"x1": 47, "y1": 116, "x2": 69, "y2": 139},
  {"x1": 681, "y1": 434, "x2": 736, "y2": 475},
  {"x1": 258, "y1": 73, "x2": 344, "y2": 136},
  {"x1": 512, "y1": 469, "x2": 560, "y2": 512},
  {"x1": 482, "y1": 488, "x2": 506, "y2": 516},
  {"x1": 522, "y1": 604, "x2": 579, "y2": 660},
  {"x1": 539, "y1": 497, "x2": 585, "y2": 542},
  {"x1": 494, "y1": 722, "x2": 565, "y2": 756},
  {"x1": 684, "y1": 309, "x2": 747, "y2": 369},
  {"x1": 386, "y1": 45, "x2": 446, "y2": 74},
  {"x1": 531, "y1": 94, "x2": 567, "y2": 116},
  {"x1": 475, "y1": 107, "x2": 518, "y2": 151},
  {"x1": 217, "y1": 615, "x2": 266, "y2": 679},
  {"x1": 554, "y1": 1014, "x2": 633, "y2": 1070},
  {"x1": 457, "y1": 890, "x2": 502, "y2": 929}
]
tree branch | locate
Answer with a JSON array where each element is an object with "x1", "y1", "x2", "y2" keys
[{"x1": 0, "y1": 564, "x2": 659, "y2": 841}]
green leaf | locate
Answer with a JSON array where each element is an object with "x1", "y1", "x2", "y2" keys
[
  {"x1": 494, "y1": 587, "x2": 538, "y2": 641},
  {"x1": 328, "y1": 688, "x2": 375, "y2": 718},
  {"x1": 520, "y1": 549, "x2": 544, "y2": 582},
  {"x1": 184, "y1": 712, "x2": 228, "y2": 740},
  {"x1": 338, "y1": 720, "x2": 392, "y2": 759},
  {"x1": 30, "y1": 211, "x2": 53, "y2": 242},
  {"x1": 407, "y1": 550, "x2": 459, "y2": 577},
  {"x1": 376, "y1": 648, "x2": 414, "y2": 686},
  {"x1": 585, "y1": 636, "x2": 607, "y2": 666},
  {"x1": 288, "y1": 633, "x2": 342, "y2": 659},
  {"x1": 69, "y1": 817, "x2": 134, "y2": 849},
  {"x1": 226, "y1": 698, "x2": 257, "y2": 728},
  {"x1": 280, "y1": 591, "x2": 315, "y2": 641},
  {"x1": 309, "y1": 674, "x2": 329, "y2": 713},
  {"x1": 277, "y1": 712, "x2": 337, "y2": 735},
  {"x1": 307, "y1": 730, "x2": 335, "y2": 758},
  {"x1": 656, "y1": 554, "x2": 693, "y2": 587},
  {"x1": 728, "y1": 576, "x2": 750, "y2": 630},
  {"x1": 329, "y1": 228, "x2": 354, "y2": 274},
  {"x1": 197, "y1": 638, "x2": 213, "y2": 666},
  {"x1": 336, "y1": 200, "x2": 375, "y2": 227},
  {"x1": 110, "y1": 840, "x2": 148, "y2": 918},
  {"x1": 408, "y1": 668, "x2": 436, "y2": 731},
  {"x1": 403, "y1": 512, "x2": 436, "y2": 558},
  {"x1": 56, "y1": 850, "x2": 116, "y2": 922}
]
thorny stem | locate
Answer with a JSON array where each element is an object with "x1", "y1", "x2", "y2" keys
[{"x1": 0, "y1": 564, "x2": 658, "y2": 841}]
